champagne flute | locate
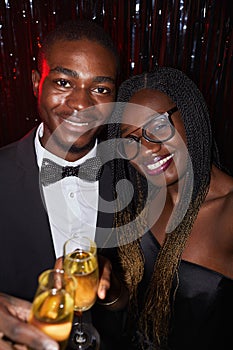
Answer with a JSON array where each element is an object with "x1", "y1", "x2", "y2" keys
[
  {"x1": 63, "y1": 235, "x2": 100, "y2": 350},
  {"x1": 29, "y1": 268, "x2": 76, "y2": 350}
]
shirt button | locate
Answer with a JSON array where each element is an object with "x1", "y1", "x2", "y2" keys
[{"x1": 69, "y1": 192, "x2": 74, "y2": 198}]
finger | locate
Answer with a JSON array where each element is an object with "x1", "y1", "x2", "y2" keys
[
  {"x1": 0, "y1": 294, "x2": 31, "y2": 322},
  {"x1": 54, "y1": 257, "x2": 63, "y2": 270},
  {"x1": 0, "y1": 312, "x2": 59, "y2": 350},
  {"x1": 0, "y1": 337, "x2": 28, "y2": 350},
  {"x1": 13, "y1": 344, "x2": 27, "y2": 350},
  {"x1": 98, "y1": 284, "x2": 108, "y2": 299},
  {"x1": 97, "y1": 259, "x2": 112, "y2": 299},
  {"x1": 0, "y1": 337, "x2": 15, "y2": 350}
]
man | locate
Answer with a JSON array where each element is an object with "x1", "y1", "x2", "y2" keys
[{"x1": 0, "y1": 19, "x2": 125, "y2": 349}]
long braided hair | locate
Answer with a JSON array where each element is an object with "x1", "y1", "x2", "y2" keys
[{"x1": 108, "y1": 67, "x2": 220, "y2": 349}]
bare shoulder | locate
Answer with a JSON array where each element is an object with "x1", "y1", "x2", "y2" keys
[
  {"x1": 205, "y1": 165, "x2": 233, "y2": 228},
  {"x1": 185, "y1": 165, "x2": 233, "y2": 276},
  {"x1": 206, "y1": 165, "x2": 233, "y2": 202}
]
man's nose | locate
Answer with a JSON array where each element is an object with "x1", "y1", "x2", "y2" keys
[{"x1": 66, "y1": 88, "x2": 94, "y2": 111}]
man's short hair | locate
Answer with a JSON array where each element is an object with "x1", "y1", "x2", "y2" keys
[{"x1": 37, "y1": 19, "x2": 119, "y2": 74}]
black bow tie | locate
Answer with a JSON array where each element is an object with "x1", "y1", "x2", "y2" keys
[{"x1": 40, "y1": 156, "x2": 102, "y2": 186}]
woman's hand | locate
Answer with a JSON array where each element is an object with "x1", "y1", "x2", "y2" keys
[
  {"x1": 55, "y1": 254, "x2": 128, "y2": 310},
  {"x1": 97, "y1": 255, "x2": 113, "y2": 299},
  {"x1": 54, "y1": 255, "x2": 112, "y2": 299},
  {"x1": 97, "y1": 255, "x2": 129, "y2": 310},
  {"x1": 0, "y1": 293, "x2": 59, "y2": 350}
]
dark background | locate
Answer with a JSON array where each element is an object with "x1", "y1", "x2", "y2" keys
[{"x1": 0, "y1": 0, "x2": 232, "y2": 172}]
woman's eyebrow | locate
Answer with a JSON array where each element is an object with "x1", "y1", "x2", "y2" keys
[{"x1": 121, "y1": 124, "x2": 142, "y2": 135}]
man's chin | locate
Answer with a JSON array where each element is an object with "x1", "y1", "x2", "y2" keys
[{"x1": 68, "y1": 139, "x2": 95, "y2": 154}]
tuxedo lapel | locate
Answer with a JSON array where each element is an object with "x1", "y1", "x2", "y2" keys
[
  {"x1": 0, "y1": 129, "x2": 56, "y2": 300},
  {"x1": 16, "y1": 129, "x2": 56, "y2": 262}
]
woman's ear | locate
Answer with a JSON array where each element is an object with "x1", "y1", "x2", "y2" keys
[{"x1": 31, "y1": 69, "x2": 41, "y2": 98}]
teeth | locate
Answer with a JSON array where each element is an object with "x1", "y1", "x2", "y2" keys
[
  {"x1": 64, "y1": 119, "x2": 89, "y2": 126},
  {"x1": 147, "y1": 154, "x2": 174, "y2": 170}
]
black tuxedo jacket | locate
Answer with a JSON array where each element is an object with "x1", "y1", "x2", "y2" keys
[{"x1": 0, "y1": 128, "x2": 114, "y2": 301}]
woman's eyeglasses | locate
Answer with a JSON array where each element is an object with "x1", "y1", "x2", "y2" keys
[{"x1": 117, "y1": 106, "x2": 178, "y2": 160}]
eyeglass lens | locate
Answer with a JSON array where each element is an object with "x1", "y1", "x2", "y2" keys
[
  {"x1": 118, "y1": 108, "x2": 177, "y2": 160},
  {"x1": 144, "y1": 114, "x2": 173, "y2": 142}
]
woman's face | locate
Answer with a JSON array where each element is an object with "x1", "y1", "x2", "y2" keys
[{"x1": 120, "y1": 89, "x2": 188, "y2": 188}]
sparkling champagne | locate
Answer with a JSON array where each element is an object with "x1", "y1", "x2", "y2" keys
[
  {"x1": 64, "y1": 250, "x2": 99, "y2": 312},
  {"x1": 29, "y1": 289, "x2": 74, "y2": 349}
]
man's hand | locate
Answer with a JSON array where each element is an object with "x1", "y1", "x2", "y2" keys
[{"x1": 0, "y1": 293, "x2": 59, "y2": 350}]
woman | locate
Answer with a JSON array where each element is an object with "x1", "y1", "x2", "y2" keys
[{"x1": 108, "y1": 67, "x2": 233, "y2": 349}]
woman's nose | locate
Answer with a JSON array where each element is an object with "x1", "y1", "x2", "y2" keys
[
  {"x1": 66, "y1": 88, "x2": 94, "y2": 111},
  {"x1": 141, "y1": 137, "x2": 162, "y2": 155}
]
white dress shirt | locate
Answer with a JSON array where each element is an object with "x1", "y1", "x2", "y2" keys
[{"x1": 34, "y1": 123, "x2": 99, "y2": 258}]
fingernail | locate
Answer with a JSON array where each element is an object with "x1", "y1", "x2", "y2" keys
[
  {"x1": 99, "y1": 285, "x2": 107, "y2": 298},
  {"x1": 43, "y1": 340, "x2": 59, "y2": 350}
]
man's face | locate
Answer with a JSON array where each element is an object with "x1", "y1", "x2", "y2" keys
[{"x1": 32, "y1": 38, "x2": 117, "y2": 160}]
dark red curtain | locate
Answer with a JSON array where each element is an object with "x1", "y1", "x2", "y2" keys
[{"x1": 0, "y1": 0, "x2": 232, "y2": 172}]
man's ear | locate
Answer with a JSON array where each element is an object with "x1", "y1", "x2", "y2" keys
[{"x1": 32, "y1": 69, "x2": 41, "y2": 98}]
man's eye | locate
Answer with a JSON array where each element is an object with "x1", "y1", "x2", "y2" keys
[
  {"x1": 92, "y1": 87, "x2": 111, "y2": 94},
  {"x1": 55, "y1": 79, "x2": 72, "y2": 88}
]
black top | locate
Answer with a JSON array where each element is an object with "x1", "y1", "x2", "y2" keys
[
  {"x1": 137, "y1": 231, "x2": 233, "y2": 350},
  {"x1": 94, "y1": 230, "x2": 233, "y2": 350}
]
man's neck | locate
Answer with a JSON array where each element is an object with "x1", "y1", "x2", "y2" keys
[{"x1": 35, "y1": 123, "x2": 98, "y2": 167}]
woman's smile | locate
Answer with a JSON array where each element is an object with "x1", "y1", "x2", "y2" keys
[{"x1": 143, "y1": 153, "x2": 174, "y2": 176}]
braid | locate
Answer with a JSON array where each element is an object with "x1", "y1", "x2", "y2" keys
[
  {"x1": 139, "y1": 185, "x2": 209, "y2": 349},
  {"x1": 108, "y1": 67, "x2": 217, "y2": 349}
]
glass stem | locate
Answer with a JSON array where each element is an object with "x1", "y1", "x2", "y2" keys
[{"x1": 74, "y1": 311, "x2": 86, "y2": 344}]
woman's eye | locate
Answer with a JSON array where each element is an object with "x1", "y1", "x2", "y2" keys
[
  {"x1": 124, "y1": 137, "x2": 138, "y2": 146},
  {"x1": 55, "y1": 79, "x2": 72, "y2": 88},
  {"x1": 126, "y1": 138, "x2": 135, "y2": 144},
  {"x1": 149, "y1": 118, "x2": 169, "y2": 132},
  {"x1": 154, "y1": 123, "x2": 168, "y2": 131}
]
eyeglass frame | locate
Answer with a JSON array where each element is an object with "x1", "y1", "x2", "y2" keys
[{"x1": 117, "y1": 106, "x2": 178, "y2": 160}]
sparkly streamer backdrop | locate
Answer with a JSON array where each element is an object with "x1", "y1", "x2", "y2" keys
[{"x1": 0, "y1": 0, "x2": 232, "y2": 172}]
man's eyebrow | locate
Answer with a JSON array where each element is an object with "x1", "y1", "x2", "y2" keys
[
  {"x1": 50, "y1": 66, "x2": 78, "y2": 78},
  {"x1": 49, "y1": 67, "x2": 115, "y2": 84},
  {"x1": 92, "y1": 76, "x2": 115, "y2": 84}
]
